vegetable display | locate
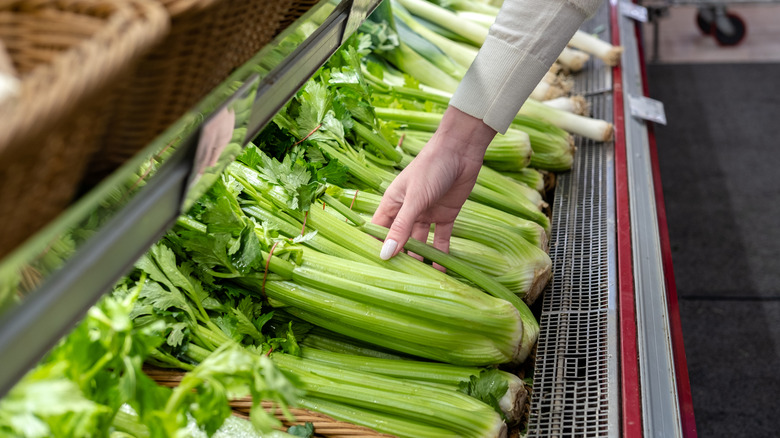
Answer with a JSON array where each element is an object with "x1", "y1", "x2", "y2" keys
[{"x1": 1, "y1": 0, "x2": 621, "y2": 436}]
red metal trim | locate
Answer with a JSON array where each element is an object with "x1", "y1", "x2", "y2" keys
[
  {"x1": 634, "y1": 17, "x2": 698, "y2": 438},
  {"x1": 610, "y1": 1, "x2": 642, "y2": 436}
]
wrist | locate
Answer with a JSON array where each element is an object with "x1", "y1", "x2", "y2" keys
[{"x1": 431, "y1": 106, "x2": 497, "y2": 162}]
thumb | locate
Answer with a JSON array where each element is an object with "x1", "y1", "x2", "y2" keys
[{"x1": 379, "y1": 200, "x2": 424, "y2": 260}]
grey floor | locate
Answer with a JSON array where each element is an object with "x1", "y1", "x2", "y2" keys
[{"x1": 646, "y1": 62, "x2": 780, "y2": 436}]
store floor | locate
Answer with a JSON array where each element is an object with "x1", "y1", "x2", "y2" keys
[{"x1": 643, "y1": 8, "x2": 780, "y2": 435}]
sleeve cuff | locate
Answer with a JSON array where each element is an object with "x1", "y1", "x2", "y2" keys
[
  {"x1": 450, "y1": 35, "x2": 550, "y2": 134},
  {"x1": 449, "y1": 0, "x2": 598, "y2": 134}
]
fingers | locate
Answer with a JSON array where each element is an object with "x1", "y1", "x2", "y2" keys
[
  {"x1": 372, "y1": 182, "x2": 406, "y2": 261},
  {"x1": 371, "y1": 191, "x2": 401, "y2": 230},
  {"x1": 431, "y1": 222, "x2": 454, "y2": 272},
  {"x1": 432, "y1": 222, "x2": 453, "y2": 254},
  {"x1": 379, "y1": 200, "x2": 423, "y2": 260},
  {"x1": 411, "y1": 221, "x2": 432, "y2": 245},
  {"x1": 407, "y1": 221, "x2": 432, "y2": 262}
]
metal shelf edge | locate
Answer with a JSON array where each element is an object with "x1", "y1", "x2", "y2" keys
[{"x1": 615, "y1": 0, "x2": 695, "y2": 436}]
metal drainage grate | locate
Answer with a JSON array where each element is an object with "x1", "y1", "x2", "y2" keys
[{"x1": 526, "y1": 3, "x2": 619, "y2": 437}]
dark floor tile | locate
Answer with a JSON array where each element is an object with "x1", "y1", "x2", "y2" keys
[
  {"x1": 678, "y1": 299, "x2": 780, "y2": 436},
  {"x1": 648, "y1": 63, "x2": 780, "y2": 297}
]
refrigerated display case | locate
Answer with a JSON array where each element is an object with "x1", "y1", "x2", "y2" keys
[
  {"x1": 527, "y1": 1, "x2": 695, "y2": 436},
  {"x1": 0, "y1": 1, "x2": 696, "y2": 436}
]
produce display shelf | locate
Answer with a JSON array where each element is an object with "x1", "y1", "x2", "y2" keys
[
  {"x1": 0, "y1": 0, "x2": 697, "y2": 436},
  {"x1": 527, "y1": 1, "x2": 695, "y2": 436},
  {"x1": 527, "y1": 2, "x2": 617, "y2": 436},
  {"x1": 0, "y1": 0, "x2": 381, "y2": 398}
]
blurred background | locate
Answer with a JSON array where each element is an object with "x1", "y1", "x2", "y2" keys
[{"x1": 642, "y1": 3, "x2": 780, "y2": 436}]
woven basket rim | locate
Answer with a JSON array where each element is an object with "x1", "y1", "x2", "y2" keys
[
  {"x1": 158, "y1": 0, "x2": 231, "y2": 17},
  {"x1": 0, "y1": 0, "x2": 169, "y2": 156}
]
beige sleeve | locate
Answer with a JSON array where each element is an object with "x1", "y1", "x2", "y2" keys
[{"x1": 450, "y1": 0, "x2": 603, "y2": 133}]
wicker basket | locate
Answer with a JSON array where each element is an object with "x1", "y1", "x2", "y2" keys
[
  {"x1": 145, "y1": 366, "x2": 392, "y2": 437},
  {"x1": 84, "y1": 0, "x2": 324, "y2": 184},
  {"x1": 0, "y1": 0, "x2": 169, "y2": 259},
  {"x1": 277, "y1": 0, "x2": 322, "y2": 32},
  {"x1": 234, "y1": 401, "x2": 395, "y2": 438}
]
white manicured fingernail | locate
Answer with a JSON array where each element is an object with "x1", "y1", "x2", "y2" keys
[{"x1": 380, "y1": 239, "x2": 398, "y2": 260}]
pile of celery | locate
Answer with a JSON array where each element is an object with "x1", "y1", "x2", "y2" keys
[{"x1": 133, "y1": 170, "x2": 525, "y2": 437}]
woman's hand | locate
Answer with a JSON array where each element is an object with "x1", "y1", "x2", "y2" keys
[{"x1": 372, "y1": 106, "x2": 497, "y2": 262}]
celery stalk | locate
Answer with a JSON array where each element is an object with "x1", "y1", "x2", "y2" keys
[
  {"x1": 300, "y1": 347, "x2": 528, "y2": 423},
  {"x1": 383, "y1": 42, "x2": 461, "y2": 93},
  {"x1": 298, "y1": 327, "x2": 411, "y2": 360},
  {"x1": 180, "y1": 341, "x2": 506, "y2": 438},
  {"x1": 360, "y1": 221, "x2": 539, "y2": 362},
  {"x1": 179, "y1": 201, "x2": 524, "y2": 365},
  {"x1": 397, "y1": 0, "x2": 489, "y2": 46},
  {"x1": 290, "y1": 261, "x2": 523, "y2": 340},
  {"x1": 329, "y1": 187, "x2": 548, "y2": 250},
  {"x1": 259, "y1": 280, "x2": 516, "y2": 359},
  {"x1": 400, "y1": 128, "x2": 533, "y2": 171},
  {"x1": 478, "y1": 165, "x2": 546, "y2": 209},
  {"x1": 500, "y1": 168, "x2": 546, "y2": 193},
  {"x1": 396, "y1": 18, "x2": 467, "y2": 79},
  {"x1": 467, "y1": 183, "x2": 550, "y2": 231},
  {"x1": 284, "y1": 305, "x2": 514, "y2": 365},
  {"x1": 351, "y1": 121, "x2": 403, "y2": 163},
  {"x1": 392, "y1": 0, "x2": 479, "y2": 69},
  {"x1": 242, "y1": 205, "x2": 383, "y2": 267},
  {"x1": 293, "y1": 396, "x2": 468, "y2": 438}
]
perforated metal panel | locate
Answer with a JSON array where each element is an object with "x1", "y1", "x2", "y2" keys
[{"x1": 526, "y1": 3, "x2": 619, "y2": 437}]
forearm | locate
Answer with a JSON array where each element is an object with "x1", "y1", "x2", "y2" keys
[{"x1": 450, "y1": 0, "x2": 603, "y2": 133}]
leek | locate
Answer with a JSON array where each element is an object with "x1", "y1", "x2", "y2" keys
[
  {"x1": 519, "y1": 99, "x2": 613, "y2": 142},
  {"x1": 569, "y1": 29, "x2": 624, "y2": 67},
  {"x1": 543, "y1": 95, "x2": 591, "y2": 116},
  {"x1": 557, "y1": 46, "x2": 590, "y2": 72},
  {"x1": 455, "y1": 10, "x2": 496, "y2": 28}
]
